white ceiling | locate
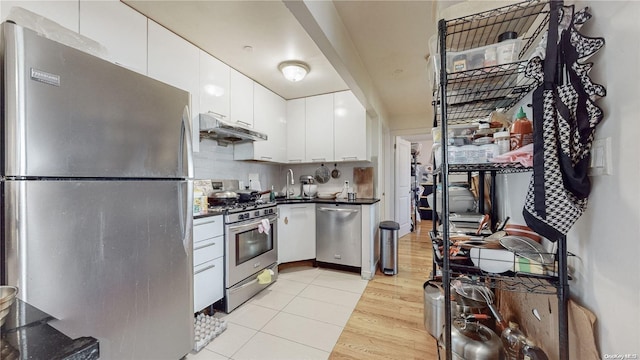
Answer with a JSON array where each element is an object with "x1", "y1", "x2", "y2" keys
[{"x1": 123, "y1": 0, "x2": 439, "y2": 131}]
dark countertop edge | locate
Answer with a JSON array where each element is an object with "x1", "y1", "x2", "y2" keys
[
  {"x1": 193, "y1": 211, "x2": 224, "y2": 220},
  {"x1": 276, "y1": 198, "x2": 380, "y2": 205}
]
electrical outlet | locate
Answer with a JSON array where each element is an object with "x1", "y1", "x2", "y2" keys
[{"x1": 588, "y1": 137, "x2": 612, "y2": 176}]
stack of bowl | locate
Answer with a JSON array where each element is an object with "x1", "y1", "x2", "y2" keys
[{"x1": 0, "y1": 286, "x2": 18, "y2": 327}]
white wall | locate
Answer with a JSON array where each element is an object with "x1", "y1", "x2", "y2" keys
[{"x1": 496, "y1": 1, "x2": 640, "y2": 355}]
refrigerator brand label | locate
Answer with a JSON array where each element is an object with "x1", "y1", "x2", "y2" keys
[{"x1": 30, "y1": 68, "x2": 60, "y2": 87}]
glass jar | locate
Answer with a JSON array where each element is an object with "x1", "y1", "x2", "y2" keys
[
  {"x1": 494, "y1": 131, "x2": 510, "y2": 155},
  {"x1": 501, "y1": 321, "x2": 525, "y2": 360},
  {"x1": 520, "y1": 339, "x2": 549, "y2": 360}
]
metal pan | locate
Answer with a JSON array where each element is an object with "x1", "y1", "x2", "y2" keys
[{"x1": 331, "y1": 164, "x2": 341, "y2": 179}]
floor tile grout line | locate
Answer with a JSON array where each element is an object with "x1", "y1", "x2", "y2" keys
[{"x1": 255, "y1": 327, "x2": 340, "y2": 355}]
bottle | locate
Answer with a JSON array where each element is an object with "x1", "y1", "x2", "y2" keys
[
  {"x1": 270, "y1": 185, "x2": 276, "y2": 202},
  {"x1": 510, "y1": 107, "x2": 533, "y2": 150},
  {"x1": 519, "y1": 339, "x2": 549, "y2": 360},
  {"x1": 501, "y1": 321, "x2": 525, "y2": 360}
]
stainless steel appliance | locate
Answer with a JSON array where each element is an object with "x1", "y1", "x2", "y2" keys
[
  {"x1": 0, "y1": 22, "x2": 193, "y2": 360},
  {"x1": 219, "y1": 201, "x2": 278, "y2": 313},
  {"x1": 316, "y1": 204, "x2": 362, "y2": 268},
  {"x1": 199, "y1": 112, "x2": 268, "y2": 144}
]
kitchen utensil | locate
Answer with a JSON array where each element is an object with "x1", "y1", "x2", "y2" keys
[
  {"x1": 423, "y1": 280, "x2": 446, "y2": 339},
  {"x1": 237, "y1": 189, "x2": 271, "y2": 202},
  {"x1": 348, "y1": 192, "x2": 357, "y2": 201},
  {"x1": 504, "y1": 224, "x2": 542, "y2": 243},
  {"x1": 440, "y1": 318, "x2": 504, "y2": 360},
  {"x1": 469, "y1": 247, "x2": 515, "y2": 274},
  {"x1": 317, "y1": 192, "x2": 340, "y2": 199},
  {"x1": 302, "y1": 184, "x2": 318, "y2": 198},
  {"x1": 453, "y1": 281, "x2": 506, "y2": 329},
  {"x1": 314, "y1": 164, "x2": 330, "y2": 184},
  {"x1": 0, "y1": 286, "x2": 18, "y2": 327},
  {"x1": 331, "y1": 164, "x2": 341, "y2": 179},
  {"x1": 499, "y1": 235, "x2": 554, "y2": 265}
]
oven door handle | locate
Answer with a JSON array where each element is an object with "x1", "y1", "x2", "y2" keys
[
  {"x1": 229, "y1": 278, "x2": 259, "y2": 293},
  {"x1": 228, "y1": 215, "x2": 277, "y2": 233}
]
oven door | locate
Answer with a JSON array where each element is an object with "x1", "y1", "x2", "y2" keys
[{"x1": 225, "y1": 213, "x2": 278, "y2": 286}]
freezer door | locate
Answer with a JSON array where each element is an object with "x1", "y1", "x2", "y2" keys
[
  {"x1": 2, "y1": 22, "x2": 192, "y2": 178},
  {"x1": 3, "y1": 180, "x2": 193, "y2": 360}
]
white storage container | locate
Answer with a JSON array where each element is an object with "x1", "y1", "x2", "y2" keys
[{"x1": 444, "y1": 39, "x2": 522, "y2": 72}]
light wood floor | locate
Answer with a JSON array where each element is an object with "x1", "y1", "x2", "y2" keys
[{"x1": 329, "y1": 220, "x2": 440, "y2": 360}]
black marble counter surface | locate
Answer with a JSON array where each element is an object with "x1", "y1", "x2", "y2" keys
[
  {"x1": 276, "y1": 198, "x2": 380, "y2": 205},
  {"x1": 0, "y1": 298, "x2": 99, "y2": 360}
]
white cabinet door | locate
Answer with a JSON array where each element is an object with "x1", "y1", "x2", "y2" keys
[
  {"x1": 305, "y1": 94, "x2": 334, "y2": 162},
  {"x1": 199, "y1": 51, "x2": 230, "y2": 119},
  {"x1": 235, "y1": 83, "x2": 285, "y2": 162},
  {"x1": 334, "y1": 90, "x2": 367, "y2": 161},
  {"x1": 194, "y1": 257, "x2": 223, "y2": 312},
  {"x1": 277, "y1": 204, "x2": 316, "y2": 263},
  {"x1": 229, "y1": 69, "x2": 254, "y2": 129},
  {"x1": 286, "y1": 98, "x2": 306, "y2": 163},
  {"x1": 79, "y1": 1, "x2": 147, "y2": 75},
  {"x1": 148, "y1": 21, "x2": 200, "y2": 152},
  {"x1": 1, "y1": 1, "x2": 78, "y2": 32}
]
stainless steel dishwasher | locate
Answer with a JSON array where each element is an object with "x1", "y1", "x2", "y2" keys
[{"x1": 316, "y1": 204, "x2": 362, "y2": 268}]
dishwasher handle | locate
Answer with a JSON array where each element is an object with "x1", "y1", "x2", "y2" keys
[{"x1": 318, "y1": 207, "x2": 359, "y2": 214}]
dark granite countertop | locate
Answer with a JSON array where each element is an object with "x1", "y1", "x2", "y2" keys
[
  {"x1": 1, "y1": 298, "x2": 99, "y2": 360},
  {"x1": 276, "y1": 198, "x2": 380, "y2": 205},
  {"x1": 194, "y1": 209, "x2": 224, "y2": 220}
]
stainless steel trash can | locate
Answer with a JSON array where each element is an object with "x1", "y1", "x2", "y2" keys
[{"x1": 379, "y1": 221, "x2": 400, "y2": 275}]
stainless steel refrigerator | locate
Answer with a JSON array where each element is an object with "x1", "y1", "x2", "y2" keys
[{"x1": 1, "y1": 22, "x2": 194, "y2": 359}]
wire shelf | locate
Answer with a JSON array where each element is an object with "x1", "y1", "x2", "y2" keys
[
  {"x1": 444, "y1": 0, "x2": 551, "y2": 54},
  {"x1": 434, "y1": 162, "x2": 533, "y2": 174},
  {"x1": 430, "y1": 232, "x2": 568, "y2": 295},
  {"x1": 436, "y1": 61, "x2": 538, "y2": 124}
]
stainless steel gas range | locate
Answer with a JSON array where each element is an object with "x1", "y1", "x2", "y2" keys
[{"x1": 213, "y1": 200, "x2": 278, "y2": 313}]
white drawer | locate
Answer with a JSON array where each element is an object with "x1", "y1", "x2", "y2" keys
[
  {"x1": 193, "y1": 257, "x2": 224, "y2": 312},
  {"x1": 194, "y1": 216, "x2": 223, "y2": 242},
  {"x1": 193, "y1": 236, "x2": 223, "y2": 267}
]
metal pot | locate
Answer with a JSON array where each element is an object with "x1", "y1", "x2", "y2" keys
[
  {"x1": 440, "y1": 318, "x2": 505, "y2": 360},
  {"x1": 209, "y1": 190, "x2": 239, "y2": 205}
]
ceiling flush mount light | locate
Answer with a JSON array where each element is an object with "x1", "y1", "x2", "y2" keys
[{"x1": 278, "y1": 61, "x2": 310, "y2": 82}]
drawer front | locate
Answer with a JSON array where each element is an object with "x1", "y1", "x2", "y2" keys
[
  {"x1": 193, "y1": 257, "x2": 224, "y2": 312},
  {"x1": 193, "y1": 236, "x2": 223, "y2": 267},
  {"x1": 194, "y1": 216, "x2": 223, "y2": 242}
]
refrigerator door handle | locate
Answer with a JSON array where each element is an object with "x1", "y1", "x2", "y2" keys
[
  {"x1": 181, "y1": 180, "x2": 193, "y2": 255},
  {"x1": 181, "y1": 105, "x2": 194, "y2": 178}
]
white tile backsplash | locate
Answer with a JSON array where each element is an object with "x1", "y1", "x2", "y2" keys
[
  {"x1": 194, "y1": 140, "x2": 281, "y2": 190},
  {"x1": 194, "y1": 140, "x2": 374, "y2": 196}
]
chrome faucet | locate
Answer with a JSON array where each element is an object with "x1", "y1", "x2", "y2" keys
[{"x1": 286, "y1": 169, "x2": 294, "y2": 199}]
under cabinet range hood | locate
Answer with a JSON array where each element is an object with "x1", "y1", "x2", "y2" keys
[{"x1": 199, "y1": 112, "x2": 267, "y2": 145}]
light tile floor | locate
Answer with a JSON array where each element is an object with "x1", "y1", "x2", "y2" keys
[{"x1": 187, "y1": 266, "x2": 368, "y2": 360}]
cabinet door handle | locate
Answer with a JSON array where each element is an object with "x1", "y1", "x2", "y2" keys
[
  {"x1": 342, "y1": 156, "x2": 359, "y2": 160},
  {"x1": 261, "y1": 156, "x2": 272, "y2": 160},
  {"x1": 288, "y1": 159, "x2": 303, "y2": 163},
  {"x1": 236, "y1": 120, "x2": 252, "y2": 127},
  {"x1": 194, "y1": 242, "x2": 216, "y2": 250},
  {"x1": 194, "y1": 263, "x2": 216, "y2": 275},
  {"x1": 312, "y1": 158, "x2": 326, "y2": 162}
]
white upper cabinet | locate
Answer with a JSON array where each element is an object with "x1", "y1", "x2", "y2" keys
[
  {"x1": 79, "y1": 1, "x2": 147, "y2": 75},
  {"x1": 334, "y1": 90, "x2": 367, "y2": 161},
  {"x1": 234, "y1": 83, "x2": 286, "y2": 163},
  {"x1": 1, "y1": 1, "x2": 78, "y2": 32},
  {"x1": 286, "y1": 98, "x2": 306, "y2": 163},
  {"x1": 147, "y1": 21, "x2": 200, "y2": 152},
  {"x1": 229, "y1": 69, "x2": 254, "y2": 129},
  {"x1": 199, "y1": 51, "x2": 230, "y2": 120},
  {"x1": 305, "y1": 93, "x2": 334, "y2": 163}
]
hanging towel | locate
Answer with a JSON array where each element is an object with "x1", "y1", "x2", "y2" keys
[
  {"x1": 258, "y1": 218, "x2": 270, "y2": 234},
  {"x1": 522, "y1": 4, "x2": 606, "y2": 241}
]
